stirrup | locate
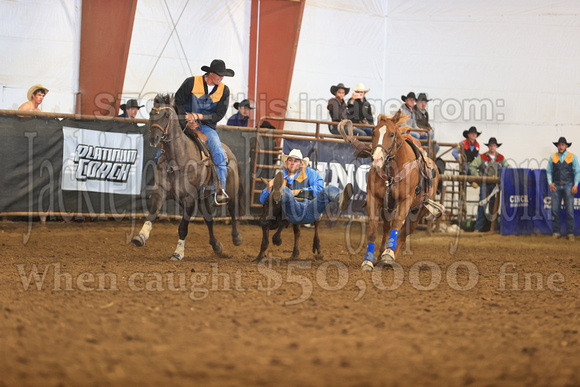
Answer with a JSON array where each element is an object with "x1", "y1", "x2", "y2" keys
[
  {"x1": 214, "y1": 190, "x2": 229, "y2": 206},
  {"x1": 425, "y1": 199, "x2": 445, "y2": 219}
]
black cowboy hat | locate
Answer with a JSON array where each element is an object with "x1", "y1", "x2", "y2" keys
[
  {"x1": 463, "y1": 126, "x2": 481, "y2": 138},
  {"x1": 120, "y1": 99, "x2": 144, "y2": 111},
  {"x1": 330, "y1": 83, "x2": 350, "y2": 95},
  {"x1": 553, "y1": 136, "x2": 572, "y2": 147},
  {"x1": 416, "y1": 93, "x2": 431, "y2": 102},
  {"x1": 484, "y1": 137, "x2": 502, "y2": 147},
  {"x1": 259, "y1": 120, "x2": 275, "y2": 129},
  {"x1": 401, "y1": 92, "x2": 416, "y2": 102},
  {"x1": 201, "y1": 59, "x2": 235, "y2": 77},
  {"x1": 233, "y1": 99, "x2": 254, "y2": 110}
]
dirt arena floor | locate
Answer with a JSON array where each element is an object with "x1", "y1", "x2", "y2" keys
[{"x1": 0, "y1": 219, "x2": 579, "y2": 386}]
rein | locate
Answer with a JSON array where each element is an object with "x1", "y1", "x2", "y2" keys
[
  {"x1": 372, "y1": 134, "x2": 405, "y2": 184},
  {"x1": 150, "y1": 106, "x2": 179, "y2": 143}
]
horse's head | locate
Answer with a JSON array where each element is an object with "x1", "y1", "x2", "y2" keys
[
  {"x1": 148, "y1": 93, "x2": 178, "y2": 147},
  {"x1": 371, "y1": 109, "x2": 409, "y2": 168}
]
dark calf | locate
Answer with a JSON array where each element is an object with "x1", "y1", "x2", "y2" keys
[{"x1": 253, "y1": 187, "x2": 321, "y2": 263}]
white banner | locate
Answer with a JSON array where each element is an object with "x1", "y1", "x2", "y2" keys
[{"x1": 61, "y1": 127, "x2": 144, "y2": 195}]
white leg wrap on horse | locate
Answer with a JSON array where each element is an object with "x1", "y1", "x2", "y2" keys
[
  {"x1": 170, "y1": 239, "x2": 185, "y2": 261},
  {"x1": 361, "y1": 260, "x2": 374, "y2": 271},
  {"x1": 139, "y1": 221, "x2": 153, "y2": 240},
  {"x1": 381, "y1": 248, "x2": 395, "y2": 263}
]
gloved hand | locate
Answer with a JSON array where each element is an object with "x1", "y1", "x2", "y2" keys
[{"x1": 472, "y1": 182, "x2": 479, "y2": 189}]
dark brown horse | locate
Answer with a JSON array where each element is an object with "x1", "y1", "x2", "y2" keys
[
  {"x1": 253, "y1": 177, "x2": 321, "y2": 263},
  {"x1": 132, "y1": 94, "x2": 244, "y2": 260},
  {"x1": 339, "y1": 110, "x2": 443, "y2": 270}
]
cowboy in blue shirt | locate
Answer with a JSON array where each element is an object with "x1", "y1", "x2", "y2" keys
[
  {"x1": 227, "y1": 99, "x2": 253, "y2": 127},
  {"x1": 546, "y1": 136, "x2": 580, "y2": 240},
  {"x1": 260, "y1": 149, "x2": 353, "y2": 224}
]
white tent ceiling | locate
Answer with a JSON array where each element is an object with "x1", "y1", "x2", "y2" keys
[{"x1": 1, "y1": 0, "x2": 580, "y2": 165}]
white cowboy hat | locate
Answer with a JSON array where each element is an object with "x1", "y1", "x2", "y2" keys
[
  {"x1": 27, "y1": 84, "x2": 49, "y2": 100},
  {"x1": 281, "y1": 149, "x2": 310, "y2": 168},
  {"x1": 353, "y1": 83, "x2": 370, "y2": 93}
]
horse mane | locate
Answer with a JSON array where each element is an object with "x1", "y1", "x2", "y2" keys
[
  {"x1": 376, "y1": 112, "x2": 410, "y2": 134},
  {"x1": 154, "y1": 93, "x2": 175, "y2": 107}
]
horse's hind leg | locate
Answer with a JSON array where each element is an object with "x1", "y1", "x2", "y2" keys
[
  {"x1": 312, "y1": 220, "x2": 322, "y2": 259},
  {"x1": 132, "y1": 190, "x2": 165, "y2": 247},
  {"x1": 290, "y1": 223, "x2": 301, "y2": 259}
]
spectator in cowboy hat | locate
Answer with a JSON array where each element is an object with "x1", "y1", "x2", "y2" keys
[
  {"x1": 412, "y1": 92, "x2": 439, "y2": 154},
  {"x1": 174, "y1": 58, "x2": 235, "y2": 204},
  {"x1": 452, "y1": 126, "x2": 481, "y2": 174},
  {"x1": 18, "y1": 84, "x2": 49, "y2": 112},
  {"x1": 328, "y1": 83, "x2": 361, "y2": 136},
  {"x1": 399, "y1": 91, "x2": 418, "y2": 135},
  {"x1": 546, "y1": 136, "x2": 580, "y2": 241},
  {"x1": 227, "y1": 99, "x2": 254, "y2": 127},
  {"x1": 469, "y1": 137, "x2": 510, "y2": 232},
  {"x1": 346, "y1": 83, "x2": 373, "y2": 136},
  {"x1": 260, "y1": 148, "x2": 353, "y2": 224},
  {"x1": 118, "y1": 99, "x2": 144, "y2": 118}
]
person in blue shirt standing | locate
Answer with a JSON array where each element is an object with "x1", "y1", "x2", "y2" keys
[
  {"x1": 174, "y1": 59, "x2": 234, "y2": 204},
  {"x1": 260, "y1": 149, "x2": 353, "y2": 224},
  {"x1": 227, "y1": 99, "x2": 254, "y2": 127},
  {"x1": 546, "y1": 137, "x2": 580, "y2": 241}
]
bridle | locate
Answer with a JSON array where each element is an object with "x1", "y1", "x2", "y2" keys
[
  {"x1": 149, "y1": 106, "x2": 177, "y2": 143},
  {"x1": 371, "y1": 126, "x2": 404, "y2": 166}
]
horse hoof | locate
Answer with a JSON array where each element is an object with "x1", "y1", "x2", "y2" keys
[
  {"x1": 361, "y1": 260, "x2": 374, "y2": 271},
  {"x1": 272, "y1": 236, "x2": 282, "y2": 246},
  {"x1": 212, "y1": 242, "x2": 223, "y2": 256},
  {"x1": 252, "y1": 256, "x2": 264, "y2": 264},
  {"x1": 232, "y1": 235, "x2": 243, "y2": 246},
  {"x1": 381, "y1": 248, "x2": 395, "y2": 264},
  {"x1": 169, "y1": 253, "x2": 183, "y2": 261},
  {"x1": 132, "y1": 234, "x2": 146, "y2": 247}
]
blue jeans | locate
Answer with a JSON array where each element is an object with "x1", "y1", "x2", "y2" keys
[
  {"x1": 475, "y1": 183, "x2": 496, "y2": 231},
  {"x1": 409, "y1": 131, "x2": 440, "y2": 154},
  {"x1": 200, "y1": 125, "x2": 227, "y2": 189},
  {"x1": 551, "y1": 182, "x2": 575, "y2": 236},
  {"x1": 280, "y1": 185, "x2": 341, "y2": 224},
  {"x1": 328, "y1": 125, "x2": 368, "y2": 137}
]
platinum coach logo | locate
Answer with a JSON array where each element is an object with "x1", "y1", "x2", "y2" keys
[{"x1": 73, "y1": 144, "x2": 138, "y2": 182}]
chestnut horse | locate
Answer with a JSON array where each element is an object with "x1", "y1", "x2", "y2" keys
[
  {"x1": 132, "y1": 94, "x2": 244, "y2": 260},
  {"x1": 339, "y1": 110, "x2": 443, "y2": 270}
]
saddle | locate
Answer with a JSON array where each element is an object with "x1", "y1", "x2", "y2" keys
[
  {"x1": 404, "y1": 138, "x2": 434, "y2": 198},
  {"x1": 383, "y1": 138, "x2": 436, "y2": 214},
  {"x1": 183, "y1": 127, "x2": 227, "y2": 200}
]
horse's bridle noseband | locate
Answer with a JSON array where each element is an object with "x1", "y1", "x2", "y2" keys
[
  {"x1": 371, "y1": 133, "x2": 403, "y2": 164},
  {"x1": 150, "y1": 106, "x2": 177, "y2": 143}
]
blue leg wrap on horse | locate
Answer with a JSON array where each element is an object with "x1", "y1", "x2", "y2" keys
[
  {"x1": 364, "y1": 243, "x2": 375, "y2": 263},
  {"x1": 387, "y1": 230, "x2": 399, "y2": 250}
]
